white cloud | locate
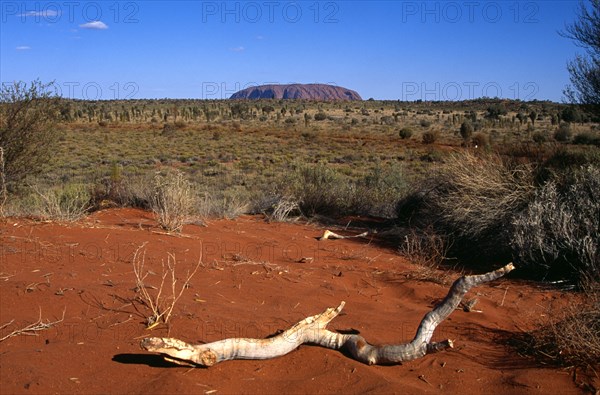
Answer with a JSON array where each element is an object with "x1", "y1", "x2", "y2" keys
[
  {"x1": 19, "y1": 10, "x2": 60, "y2": 18},
  {"x1": 230, "y1": 46, "x2": 245, "y2": 52},
  {"x1": 16, "y1": 46, "x2": 31, "y2": 50},
  {"x1": 79, "y1": 21, "x2": 108, "y2": 30}
]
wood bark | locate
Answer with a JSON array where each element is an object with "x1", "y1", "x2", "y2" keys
[{"x1": 140, "y1": 263, "x2": 514, "y2": 367}]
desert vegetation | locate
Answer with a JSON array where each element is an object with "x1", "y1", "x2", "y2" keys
[{"x1": 1, "y1": 80, "x2": 599, "y2": 374}]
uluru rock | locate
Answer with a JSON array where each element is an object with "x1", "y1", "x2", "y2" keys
[{"x1": 230, "y1": 84, "x2": 362, "y2": 101}]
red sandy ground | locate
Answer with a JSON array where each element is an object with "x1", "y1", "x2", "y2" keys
[{"x1": 0, "y1": 209, "x2": 595, "y2": 394}]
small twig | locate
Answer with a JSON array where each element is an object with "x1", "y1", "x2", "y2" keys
[
  {"x1": 0, "y1": 272, "x2": 16, "y2": 281},
  {"x1": 0, "y1": 308, "x2": 66, "y2": 342},
  {"x1": 500, "y1": 287, "x2": 509, "y2": 307},
  {"x1": 418, "y1": 375, "x2": 432, "y2": 386}
]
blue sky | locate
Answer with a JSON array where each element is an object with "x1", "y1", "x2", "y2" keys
[{"x1": 0, "y1": 1, "x2": 584, "y2": 101}]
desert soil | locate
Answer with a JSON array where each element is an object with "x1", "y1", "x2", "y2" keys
[{"x1": 0, "y1": 209, "x2": 594, "y2": 394}]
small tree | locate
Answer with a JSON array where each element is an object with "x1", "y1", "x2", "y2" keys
[
  {"x1": 561, "y1": 106, "x2": 583, "y2": 123},
  {"x1": 485, "y1": 104, "x2": 507, "y2": 121},
  {"x1": 304, "y1": 112, "x2": 311, "y2": 127},
  {"x1": 0, "y1": 80, "x2": 63, "y2": 188},
  {"x1": 529, "y1": 111, "x2": 537, "y2": 126},
  {"x1": 561, "y1": 0, "x2": 600, "y2": 117}
]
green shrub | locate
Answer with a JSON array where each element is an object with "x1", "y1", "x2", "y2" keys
[
  {"x1": 284, "y1": 163, "x2": 407, "y2": 218},
  {"x1": 535, "y1": 148, "x2": 600, "y2": 185},
  {"x1": 314, "y1": 112, "x2": 327, "y2": 121},
  {"x1": 561, "y1": 106, "x2": 582, "y2": 123},
  {"x1": 421, "y1": 130, "x2": 438, "y2": 144},
  {"x1": 459, "y1": 121, "x2": 474, "y2": 141},
  {"x1": 420, "y1": 119, "x2": 432, "y2": 128},
  {"x1": 573, "y1": 132, "x2": 600, "y2": 146},
  {"x1": 532, "y1": 131, "x2": 548, "y2": 143},
  {"x1": 0, "y1": 80, "x2": 64, "y2": 187},
  {"x1": 352, "y1": 165, "x2": 408, "y2": 217},
  {"x1": 554, "y1": 123, "x2": 572, "y2": 142},
  {"x1": 398, "y1": 127, "x2": 413, "y2": 139},
  {"x1": 285, "y1": 163, "x2": 349, "y2": 216},
  {"x1": 485, "y1": 104, "x2": 507, "y2": 120}
]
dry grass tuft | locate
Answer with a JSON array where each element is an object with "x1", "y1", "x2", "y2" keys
[
  {"x1": 32, "y1": 183, "x2": 91, "y2": 221},
  {"x1": 267, "y1": 197, "x2": 301, "y2": 222},
  {"x1": 433, "y1": 151, "x2": 534, "y2": 239},
  {"x1": 399, "y1": 227, "x2": 453, "y2": 284},
  {"x1": 149, "y1": 170, "x2": 194, "y2": 232}
]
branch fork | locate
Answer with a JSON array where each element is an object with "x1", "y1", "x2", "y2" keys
[{"x1": 141, "y1": 263, "x2": 514, "y2": 366}]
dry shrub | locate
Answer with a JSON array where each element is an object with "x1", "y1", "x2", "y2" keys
[
  {"x1": 396, "y1": 151, "x2": 534, "y2": 264},
  {"x1": 132, "y1": 244, "x2": 201, "y2": 328},
  {"x1": 149, "y1": 170, "x2": 194, "y2": 232},
  {"x1": 471, "y1": 132, "x2": 489, "y2": 148},
  {"x1": 194, "y1": 188, "x2": 253, "y2": 220},
  {"x1": 397, "y1": 151, "x2": 599, "y2": 284},
  {"x1": 266, "y1": 197, "x2": 301, "y2": 222},
  {"x1": 286, "y1": 163, "x2": 350, "y2": 216},
  {"x1": 512, "y1": 165, "x2": 599, "y2": 282},
  {"x1": 399, "y1": 227, "x2": 447, "y2": 268},
  {"x1": 399, "y1": 227, "x2": 452, "y2": 284},
  {"x1": 519, "y1": 281, "x2": 600, "y2": 368},
  {"x1": 0, "y1": 308, "x2": 65, "y2": 342},
  {"x1": 33, "y1": 183, "x2": 91, "y2": 221},
  {"x1": 433, "y1": 152, "x2": 534, "y2": 239}
]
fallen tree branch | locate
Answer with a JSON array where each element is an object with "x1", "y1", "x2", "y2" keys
[
  {"x1": 318, "y1": 230, "x2": 369, "y2": 241},
  {"x1": 141, "y1": 263, "x2": 514, "y2": 366}
]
